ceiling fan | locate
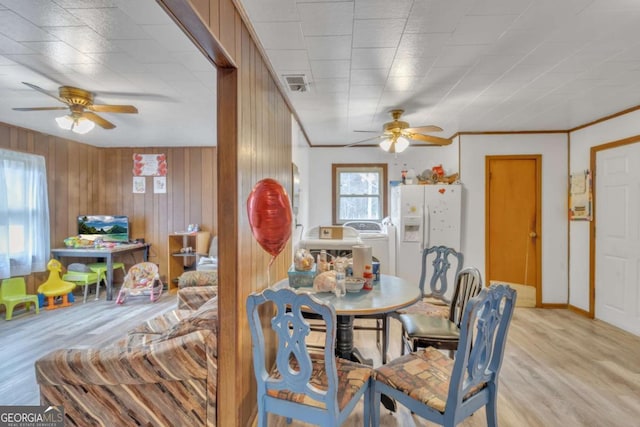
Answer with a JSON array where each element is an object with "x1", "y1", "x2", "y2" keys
[
  {"x1": 13, "y1": 82, "x2": 138, "y2": 134},
  {"x1": 350, "y1": 109, "x2": 451, "y2": 153}
]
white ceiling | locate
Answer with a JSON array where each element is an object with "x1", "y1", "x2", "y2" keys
[
  {"x1": 5, "y1": 1, "x2": 640, "y2": 150},
  {"x1": 0, "y1": 0, "x2": 216, "y2": 148},
  {"x1": 239, "y1": 0, "x2": 640, "y2": 146}
]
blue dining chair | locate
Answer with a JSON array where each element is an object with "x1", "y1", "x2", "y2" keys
[
  {"x1": 373, "y1": 284, "x2": 517, "y2": 427},
  {"x1": 399, "y1": 266, "x2": 483, "y2": 356},
  {"x1": 246, "y1": 287, "x2": 372, "y2": 427}
]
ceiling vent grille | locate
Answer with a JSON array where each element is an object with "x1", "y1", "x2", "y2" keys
[{"x1": 283, "y1": 74, "x2": 309, "y2": 92}]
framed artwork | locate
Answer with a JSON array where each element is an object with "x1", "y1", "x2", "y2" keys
[
  {"x1": 133, "y1": 153, "x2": 167, "y2": 176},
  {"x1": 133, "y1": 176, "x2": 145, "y2": 194},
  {"x1": 154, "y1": 176, "x2": 166, "y2": 194}
]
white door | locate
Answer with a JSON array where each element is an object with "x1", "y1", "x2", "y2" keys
[{"x1": 595, "y1": 143, "x2": 640, "y2": 335}]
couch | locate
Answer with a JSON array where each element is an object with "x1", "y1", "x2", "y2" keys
[
  {"x1": 35, "y1": 292, "x2": 218, "y2": 426},
  {"x1": 177, "y1": 270, "x2": 218, "y2": 310}
]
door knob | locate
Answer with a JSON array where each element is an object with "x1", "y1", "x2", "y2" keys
[{"x1": 529, "y1": 231, "x2": 537, "y2": 238}]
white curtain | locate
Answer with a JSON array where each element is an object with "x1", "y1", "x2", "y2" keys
[{"x1": 0, "y1": 149, "x2": 50, "y2": 279}]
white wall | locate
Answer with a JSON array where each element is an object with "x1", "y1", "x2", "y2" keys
[
  {"x1": 569, "y1": 109, "x2": 640, "y2": 311},
  {"x1": 460, "y1": 133, "x2": 569, "y2": 304},
  {"x1": 292, "y1": 119, "x2": 310, "y2": 249},
  {"x1": 305, "y1": 144, "x2": 459, "y2": 229}
]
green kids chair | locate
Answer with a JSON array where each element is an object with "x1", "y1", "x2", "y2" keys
[{"x1": 0, "y1": 277, "x2": 40, "y2": 320}]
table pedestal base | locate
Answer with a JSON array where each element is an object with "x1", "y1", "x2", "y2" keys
[{"x1": 336, "y1": 315, "x2": 396, "y2": 412}]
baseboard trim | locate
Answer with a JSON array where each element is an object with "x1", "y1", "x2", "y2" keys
[
  {"x1": 567, "y1": 304, "x2": 592, "y2": 318},
  {"x1": 540, "y1": 303, "x2": 568, "y2": 309}
]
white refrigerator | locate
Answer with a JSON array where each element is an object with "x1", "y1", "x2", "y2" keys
[{"x1": 390, "y1": 184, "x2": 462, "y2": 287}]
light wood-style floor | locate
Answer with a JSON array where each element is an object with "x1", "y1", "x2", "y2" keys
[
  {"x1": 267, "y1": 308, "x2": 640, "y2": 427},
  {"x1": 0, "y1": 289, "x2": 176, "y2": 406},
  {"x1": 1, "y1": 295, "x2": 639, "y2": 426}
]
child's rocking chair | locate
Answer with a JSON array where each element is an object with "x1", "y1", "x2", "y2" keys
[{"x1": 115, "y1": 262, "x2": 163, "y2": 304}]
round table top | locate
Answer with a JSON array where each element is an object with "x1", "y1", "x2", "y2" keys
[{"x1": 275, "y1": 274, "x2": 420, "y2": 316}]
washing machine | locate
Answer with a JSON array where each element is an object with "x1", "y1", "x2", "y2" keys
[
  {"x1": 342, "y1": 221, "x2": 395, "y2": 275},
  {"x1": 297, "y1": 225, "x2": 362, "y2": 259}
]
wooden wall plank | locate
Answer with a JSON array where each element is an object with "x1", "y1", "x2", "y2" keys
[
  {"x1": 219, "y1": 0, "x2": 236, "y2": 61},
  {"x1": 216, "y1": 65, "x2": 239, "y2": 427}
]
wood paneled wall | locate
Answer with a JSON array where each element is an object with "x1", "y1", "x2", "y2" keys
[
  {"x1": 97, "y1": 146, "x2": 218, "y2": 283},
  {"x1": 159, "y1": 0, "x2": 294, "y2": 425},
  {"x1": 233, "y1": 23, "x2": 293, "y2": 426},
  {"x1": 0, "y1": 122, "x2": 217, "y2": 292}
]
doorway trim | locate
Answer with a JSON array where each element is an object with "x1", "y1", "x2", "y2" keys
[
  {"x1": 485, "y1": 154, "x2": 542, "y2": 306},
  {"x1": 589, "y1": 134, "x2": 640, "y2": 317}
]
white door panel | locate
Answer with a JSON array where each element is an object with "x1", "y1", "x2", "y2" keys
[{"x1": 595, "y1": 143, "x2": 640, "y2": 336}]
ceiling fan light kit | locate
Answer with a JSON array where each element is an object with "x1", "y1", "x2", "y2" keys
[
  {"x1": 55, "y1": 115, "x2": 95, "y2": 134},
  {"x1": 379, "y1": 135, "x2": 410, "y2": 153}
]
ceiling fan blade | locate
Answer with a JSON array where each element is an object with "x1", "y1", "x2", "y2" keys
[
  {"x1": 405, "y1": 125, "x2": 443, "y2": 133},
  {"x1": 88, "y1": 104, "x2": 138, "y2": 114},
  {"x1": 12, "y1": 106, "x2": 68, "y2": 111},
  {"x1": 21, "y1": 82, "x2": 67, "y2": 104},
  {"x1": 82, "y1": 111, "x2": 116, "y2": 129},
  {"x1": 345, "y1": 135, "x2": 385, "y2": 147},
  {"x1": 405, "y1": 132, "x2": 451, "y2": 146}
]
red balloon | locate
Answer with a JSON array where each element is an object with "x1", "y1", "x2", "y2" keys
[{"x1": 247, "y1": 178, "x2": 292, "y2": 259}]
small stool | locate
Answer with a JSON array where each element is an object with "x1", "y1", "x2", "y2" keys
[{"x1": 62, "y1": 271, "x2": 106, "y2": 303}]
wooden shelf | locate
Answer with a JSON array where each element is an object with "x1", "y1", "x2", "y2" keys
[{"x1": 167, "y1": 231, "x2": 210, "y2": 289}]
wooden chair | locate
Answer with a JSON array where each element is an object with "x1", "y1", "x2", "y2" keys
[
  {"x1": 246, "y1": 287, "x2": 372, "y2": 427},
  {"x1": 373, "y1": 284, "x2": 517, "y2": 427},
  {"x1": 399, "y1": 267, "x2": 483, "y2": 355}
]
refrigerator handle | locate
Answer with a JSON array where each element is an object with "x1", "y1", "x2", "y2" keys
[{"x1": 421, "y1": 205, "x2": 429, "y2": 251}]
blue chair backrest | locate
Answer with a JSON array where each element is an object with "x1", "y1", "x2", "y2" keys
[
  {"x1": 246, "y1": 288, "x2": 340, "y2": 417},
  {"x1": 448, "y1": 284, "x2": 517, "y2": 410},
  {"x1": 418, "y1": 245, "x2": 464, "y2": 301}
]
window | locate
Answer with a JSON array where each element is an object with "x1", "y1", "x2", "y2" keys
[
  {"x1": 0, "y1": 149, "x2": 50, "y2": 279},
  {"x1": 332, "y1": 164, "x2": 387, "y2": 224}
]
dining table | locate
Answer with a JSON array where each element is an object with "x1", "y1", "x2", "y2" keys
[{"x1": 274, "y1": 273, "x2": 420, "y2": 411}]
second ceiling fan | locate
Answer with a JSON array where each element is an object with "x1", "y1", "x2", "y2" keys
[{"x1": 350, "y1": 109, "x2": 451, "y2": 153}]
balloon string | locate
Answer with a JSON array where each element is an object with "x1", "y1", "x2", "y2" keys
[{"x1": 267, "y1": 255, "x2": 275, "y2": 286}]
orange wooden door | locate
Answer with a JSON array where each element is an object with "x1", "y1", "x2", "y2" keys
[{"x1": 486, "y1": 155, "x2": 541, "y2": 306}]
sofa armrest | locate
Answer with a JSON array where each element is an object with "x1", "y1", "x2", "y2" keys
[
  {"x1": 177, "y1": 286, "x2": 218, "y2": 310},
  {"x1": 178, "y1": 270, "x2": 218, "y2": 288},
  {"x1": 36, "y1": 330, "x2": 216, "y2": 386}
]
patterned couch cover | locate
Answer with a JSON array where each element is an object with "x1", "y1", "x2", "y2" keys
[
  {"x1": 35, "y1": 297, "x2": 219, "y2": 426},
  {"x1": 177, "y1": 270, "x2": 218, "y2": 310}
]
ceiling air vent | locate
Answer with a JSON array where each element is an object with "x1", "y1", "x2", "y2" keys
[{"x1": 283, "y1": 74, "x2": 309, "y2": 92}]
